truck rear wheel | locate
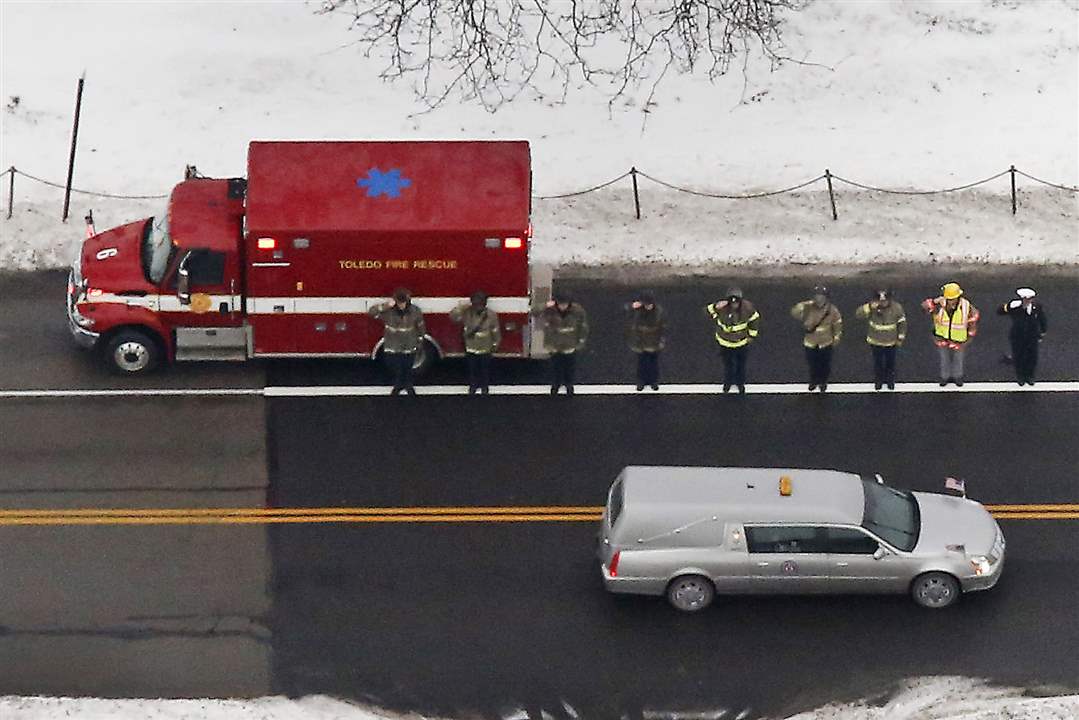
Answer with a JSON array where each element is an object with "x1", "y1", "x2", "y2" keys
[
  {"x1": 103, "y1": 330, "x2": 161, "y2": 375},
  {"x1": 411, "y1": 339, "x2": 437, "y2": 375}
]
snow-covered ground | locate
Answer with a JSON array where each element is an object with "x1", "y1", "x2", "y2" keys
[
  {"x1": 1, "y1": 0, "x2": 1076, "y2": 271},
  {"x1": 3, "y1": 677, "x2": 1079, "y2": 719}
]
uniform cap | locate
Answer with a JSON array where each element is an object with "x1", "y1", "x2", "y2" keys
[
  {"x1": 1016, "y1": 287, "x2": 1036, "y2": 299},
  {"x1": 941, "y1": 282, "x2": 963, "y2": 300},
  {"x1": 553, "y1": 289, "x2": 572, "y2": 304},
  {"x1": 393, "y1": 287, "x2": 411, "y2": 302},
  {"x1": 639, "y1": 290, "x2": 656, "y2": 305}
]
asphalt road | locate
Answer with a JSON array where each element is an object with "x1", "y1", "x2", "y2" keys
[{"x1": 1, "y1": 269, "x2": 1077, "y2": 718}]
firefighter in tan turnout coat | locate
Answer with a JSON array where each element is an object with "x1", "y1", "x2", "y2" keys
[
  {"x1": 855, "y1": 289, "x2": 907, "y2": 390},
  {"x1": 450, "y1": 290, "x2": 501, "y2": 394}
]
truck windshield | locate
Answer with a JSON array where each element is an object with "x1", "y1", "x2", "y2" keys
[
  {"x1": 142, "y1": 201, "x2": 174, "y2": 284},
  {"x1": 861, "y1": 477, "x2": 920, "y2": 552}
]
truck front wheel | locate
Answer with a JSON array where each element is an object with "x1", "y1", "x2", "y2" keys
[{"x1": 104, "y1": 330, "x2": 161, "y2": 375}]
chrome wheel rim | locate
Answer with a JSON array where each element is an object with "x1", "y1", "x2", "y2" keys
[
  {"x1": 114, "y1": 341, "x2": 150, "y2": 372},
  {"x1": 671, "y1": 579, "x2": 710, "y2": 611},
  {"x1": 917, "y1": 576, "x2": 956, "y2": 608}
]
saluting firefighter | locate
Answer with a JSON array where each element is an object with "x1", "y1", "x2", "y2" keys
[
  {"x1": 997, "y1": 287, "x2": 1047, "y2": 386},
  {"x1": 922, "y1": 282, "x2": 979, "y2": 387},
  {"x1": 790, "y1": 286, "x2": 843, "y2": 392},
  {"x1": 855, "y1": 288, "x2": 906, "y2": 390},
  {"x1": 626, "y1": 290, "x2": 666, "y2": 391},
  {"x1": 368, "y1": 287, "x2": 426, "y2": 395},
  {"x1": 537, "y1": 289, "x2": 589, "y2": 395},
  {"x1": 704, "y1": 287, "x2": 759, "y2": 394},
  {"x1": 450, "y1": 290, "x2": 501, "y2": 394}
]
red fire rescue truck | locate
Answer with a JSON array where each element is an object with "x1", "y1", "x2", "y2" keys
[{"x1": 66, "y1": 140, "x2": 552, "y2": 374}]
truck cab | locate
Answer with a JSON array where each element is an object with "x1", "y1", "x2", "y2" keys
[{"x1": 68, "y1": 177, "x2": 247, "y2": 372}]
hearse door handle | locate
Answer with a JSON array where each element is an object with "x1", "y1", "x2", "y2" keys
[
  {"x1": 836, "y1": 562, "x2": 850, "y2": 567},
  {"x1": 756, "y1": 561, "x2": 770, "y2": 567}
]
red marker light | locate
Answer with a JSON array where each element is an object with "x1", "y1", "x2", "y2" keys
[
  {"x1": 608, "y1": 551, "x2": 621, "y2": 578},
  {"x1": 257, "y1": 237, "x2": 276, "y2": 250},
  {"x1": 503, "y1": 237, "x2": 523, "y2": 249}
]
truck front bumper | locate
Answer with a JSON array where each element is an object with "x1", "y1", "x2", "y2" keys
[{"x1": 66, "y1": 273, "x2": 100, "y2": 350}]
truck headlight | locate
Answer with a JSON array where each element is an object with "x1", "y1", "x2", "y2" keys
[{"x1": 970, "y1": 556, "x2": 992, "y2": 576}]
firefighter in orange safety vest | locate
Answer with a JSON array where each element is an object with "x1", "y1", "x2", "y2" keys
[{"x1": 922, "y1": 282, "x2": 980, "y2": 387}]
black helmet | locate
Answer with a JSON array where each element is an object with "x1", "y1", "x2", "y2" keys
[
  {"x1": 470, "y1": 290, "x2": 488, "y2": 307},
  {"x1": 393, "y1": 287, "x2": 411, "y2": 303},
  {"x1": 726, "y1": 287, "x2": 744, "y2": 300},
  {"x1": 813, "y1": 284, "x2": 830, "y2": 298}
]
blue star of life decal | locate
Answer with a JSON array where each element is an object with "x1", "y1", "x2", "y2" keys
[{"x1": 356, "y1": 168, "x2": 412, "y2": 198}]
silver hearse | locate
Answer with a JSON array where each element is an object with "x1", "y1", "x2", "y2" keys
[{"x1": 598, "y1": 466, "x2": 1004, "y2": 611}]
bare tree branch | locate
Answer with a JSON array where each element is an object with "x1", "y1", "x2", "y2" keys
[{"x1": 318, "y1": 0, "x2": 810, "y2": 112}]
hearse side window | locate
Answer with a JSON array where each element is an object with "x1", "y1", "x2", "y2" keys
[
  {"x1": 745, "y1": 526, "x2": 823, "y2": 554},
  {"x1": 608, "y1": 479, "x2": 625, "y2": 527},
  {"x1": 184, "y1": 249, "x2": 226, "y2": 286},
  {"x1": 822, "y1": 527, "x2": 879, "y2": 554}
]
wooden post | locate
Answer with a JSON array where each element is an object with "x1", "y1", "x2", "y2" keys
[
  {"x1": 6, "y1": 167, "x2": 14, "y2": 220},
  {"x1": 825, "y1": 168, "x2": 838, "y2": 220},
  {"x1": 630, "y1": 167, "x2": 641, "y2": 220},
  {"x1": 63, "y1": 74, "x2": 86, "y2": 222},
  {"x1": 1010, "y1": 165, "x2": 1017, "y2": 215}
]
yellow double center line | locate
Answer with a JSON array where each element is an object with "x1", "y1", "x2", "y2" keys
[
  {"x1": 0, "y1": 505, "x2": 605, "y2": 527},
  {"x1": 0, "y1": 504, "x2": 1076, "y2": 527}
]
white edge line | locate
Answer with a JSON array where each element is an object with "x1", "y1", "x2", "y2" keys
[
  {"x1": 3, "y1": 383, "x2": 1077, "y2": 399},
  {"x1": 0, "y1": 388, "x2": 264, "y2": 398}
]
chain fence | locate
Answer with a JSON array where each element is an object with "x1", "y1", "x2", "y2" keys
[{"x1": 4, "y1": 163, "x2": 1077, "y2": 222}]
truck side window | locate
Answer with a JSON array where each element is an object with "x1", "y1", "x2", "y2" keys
[
  {"x1": 822, "y1": 527, "x2": 879, "y2": 554},
  {"x1": 184, "y1": 250, "x2": 226, "y2": 286},
  {"x1": 745, "y1": 526, "x2": 824, "y2": 554}
]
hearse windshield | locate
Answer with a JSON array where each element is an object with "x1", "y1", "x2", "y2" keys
[{"x1": 861, "y1": 477, "x2": 920, "y2": 552}]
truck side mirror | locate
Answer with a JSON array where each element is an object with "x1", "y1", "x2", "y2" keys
[{"x1": 177, "y1": 265, "x2": 191, "y2": 305}]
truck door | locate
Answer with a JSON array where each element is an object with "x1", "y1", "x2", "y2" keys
[{"x1": 170, "y1": 248, "x2": 246, "y2": 361}]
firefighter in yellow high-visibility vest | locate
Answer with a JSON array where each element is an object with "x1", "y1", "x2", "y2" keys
[
  {"x1": 922, "y1": 281, "x2": 980, "y2": 387},
  {"x1": 704, "y1": 287, "x2": 760, "y2": 394}
]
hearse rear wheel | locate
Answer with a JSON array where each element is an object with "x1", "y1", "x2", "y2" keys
[{"x1": 666, "y1": 575, "x2": 715, "y2": 612}]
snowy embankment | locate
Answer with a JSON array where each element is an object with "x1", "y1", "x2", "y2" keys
[
  {"x1": 4, "y1": 677, "x2": 1079, "y2": 719},
  {"x1": 1, "y1": 1, "x2": 1076, "y2": 271}
]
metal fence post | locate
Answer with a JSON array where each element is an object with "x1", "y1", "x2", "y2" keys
[
  {"x1": 63, "y1": 74, "x2": 86, "y2": 222},
  {"x1": 6, "y1": 167, "x2": 14, "y2": 220},
  {"x1": 825, "y1": 168, "x2": 838, "y2": 220},
  {"x1": 1010, "y1": 165, "x2": 1017, "y2": 215},
  {"x1": 630, "y1": 167, "x2": 641, "y2": 220}
]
